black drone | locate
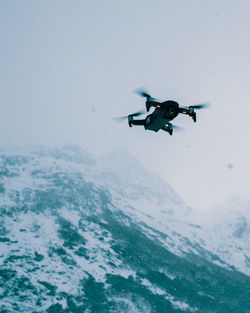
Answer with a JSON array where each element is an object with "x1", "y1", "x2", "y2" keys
[{"x1": 114, "y1": 89, "x2": 210, "y2": 135}]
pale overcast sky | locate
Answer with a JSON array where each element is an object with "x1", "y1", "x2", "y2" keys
[{"x1": 1, "y1": 0, "x2": 250, "y2": 211}]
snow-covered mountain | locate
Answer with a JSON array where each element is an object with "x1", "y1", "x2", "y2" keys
[{"x1": 0, "y1": 145, "x2": 249, "y2": 313}]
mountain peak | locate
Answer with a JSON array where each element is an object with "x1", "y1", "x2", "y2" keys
[{"x1": 96, "y1": 149, "x2": 190, "y2": 216}]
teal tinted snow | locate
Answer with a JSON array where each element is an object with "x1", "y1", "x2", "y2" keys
[{"x1": 0, "y1": 146, "x2": 250, "y2": 312}]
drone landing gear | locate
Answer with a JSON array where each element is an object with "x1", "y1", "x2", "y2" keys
[
  {"x1": 162, "y1": 124, "x2": 173, "y2": 135},
  {"x1": 192, "y1": 112, "x2": 196, "y2": 122},
  {"x1": 189, "y1": 109, "x2": 196, "y2": 122}
]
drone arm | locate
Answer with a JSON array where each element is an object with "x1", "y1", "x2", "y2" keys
[
  {"x1": 128, "y1": 115, "x2": 145, "y2": 127},
  {"x1": 146, "y1": 100, "x2": 161, "y2": 112},
  {"x1": 131, "y1": 119, "x2": 146, "y2": 125},
  {"x1": 179, "y1": 107, "x2": 190, "y2": 115},
  {"x1": 179, "y1": 107, "x2": 196, "y2": 122}
]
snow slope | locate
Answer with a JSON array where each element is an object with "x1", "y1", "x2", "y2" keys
[{"x1": 0, "y1": 145, "x2": 249, "y2": 312}]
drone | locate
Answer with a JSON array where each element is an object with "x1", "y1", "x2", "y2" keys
[{"x1": 114, "y1": 89, "x2": 210, "y2": 135}]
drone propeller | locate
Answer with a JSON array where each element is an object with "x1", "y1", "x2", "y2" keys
[
  {"x1": 189, "y1": 102, "x2": 211, "y2": 110},
  {"x1": 134, "y1": 88, "x2": 156, "y2": 100},
  {"x1": 113, "y1": 110, "x2": 146, "y2": 122},
  {"x1": 172, "y1": 124, "x2": 184, "y2": 132}
]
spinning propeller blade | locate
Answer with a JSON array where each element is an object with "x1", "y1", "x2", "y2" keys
[
  {"x1": 113, "y1": 110, "x2": 146, "y2": 122},
  {"x1": 189, "y1": 102, "x2": 211, "y2": 110},
  {"x1": 172, "y1": 124, "x2": 184, "y2": 132},
  {"x1": 130, "y1": 110, "x2": 146, "y2": 117},
  {"x1": 134, "y1": 88, "x2": 155, "y2": 100}
]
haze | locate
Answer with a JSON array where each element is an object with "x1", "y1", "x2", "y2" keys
[{"x1": 1, "y1": 0, "x2": 250, "y2": 211}]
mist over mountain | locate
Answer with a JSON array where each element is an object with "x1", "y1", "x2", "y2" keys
[{"x1": 0, "y1": 145, "x2": 249, "y2": 312}]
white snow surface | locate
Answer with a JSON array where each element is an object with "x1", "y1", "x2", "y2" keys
[{"x1": 1, "y1": 144, "x2": 250, "y2": 280}]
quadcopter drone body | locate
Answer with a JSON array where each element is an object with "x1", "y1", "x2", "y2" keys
[
  {"x1": 115, "y1": 90, "x2": 209, "y2": 135},
  {"x1": 129, "y1": 97, "x2": 198, "y2": 135}
]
